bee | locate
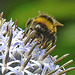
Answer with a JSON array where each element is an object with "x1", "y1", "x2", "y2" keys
[{"x1": 23, "y1": 12, "x2": 63, "y2": 47}]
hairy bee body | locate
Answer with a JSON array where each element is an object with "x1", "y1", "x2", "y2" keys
[{"x1": 24, "y1": 12, "x2": 63, "y2": 47}]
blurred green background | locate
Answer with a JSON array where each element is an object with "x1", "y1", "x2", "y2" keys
[{"x1": 0, "y1": 0, "x2": 75, "y2": 74}]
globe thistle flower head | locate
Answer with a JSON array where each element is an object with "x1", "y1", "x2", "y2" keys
[{"x1": 0, "y1": 12, "x2": 75, "y2": 75}]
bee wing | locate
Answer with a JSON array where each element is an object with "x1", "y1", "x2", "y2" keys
[
  {"x1": 53, "y1": 19, "x2": 64, "y2": 27},
  {"x1": 38, "y1": 11, "x2": 44, "y2": 16}
]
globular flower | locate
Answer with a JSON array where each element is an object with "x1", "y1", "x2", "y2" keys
[{"x1": 0, "y1": 12, "x2": 75, "y2": 75}]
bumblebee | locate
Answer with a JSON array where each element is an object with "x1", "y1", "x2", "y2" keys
[{"x1": 23, "y1": 12, "x2": 63, "y2": 47}]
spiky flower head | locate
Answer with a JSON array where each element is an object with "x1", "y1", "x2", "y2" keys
[{"x1": 0, "y1": 12, "x2": 75, "y2": 75}]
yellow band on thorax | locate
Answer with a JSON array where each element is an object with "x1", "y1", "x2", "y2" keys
[{"x1": 33, "y1": 17, "x2": 53, "y2": 31}]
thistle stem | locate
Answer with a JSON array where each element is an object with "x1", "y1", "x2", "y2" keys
[
  {"x1": 46, "y1": 60, "x2": 73, "y2": 75},
  {"x1": 54, "y1": 54, "x2": 69, "y2": 64},
  {"x1": 3, "y1": 30, "x2": 13, "y2": 74},
  {"x1": 19, "y1": 55, "x2": 32, "y2": 71},
  {"x1": 27, "y1": 42, "x2": 38, "y2": 56},
  {"x1": 14, "y1": 19, "x2": 17, "y2": 31},
  {"x1": 45, "y1": 43, "x2": 52, "y2": 52},
  {"x1": 57, "y1": 67, "x2": 75, "y2": 75},
  {"x1": 39, "y1": 45, "x2": 56, "y2": 60}
]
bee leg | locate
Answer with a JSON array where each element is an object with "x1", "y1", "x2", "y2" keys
[
  {"x1": 41, "y1": 40, "x2": 47, "y2": 49},
  {"x1": 38, "y1": 42, "x2": 44, "y2": 48},
  {"x1": 29, "y1": 37, "x2": 35, "y2": 44},
  {"x1": 21, "y1": 27, "x2": 33, "y2": 40},
  {"x1": 38, "y1": 34, "x2": 45, "y2": 48},
  {"x1": 51, "y1": 36, "x2": 55, "y2": 47},
  {"x1": 27, "y1": 28, "x2": 33, "y2": 36},
  {"x1": 21, "y1": 18, "x2": 33, "y2": 40},
  {"x1": 26, "y1": 18, "x2": 33, "y2": 27}
]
